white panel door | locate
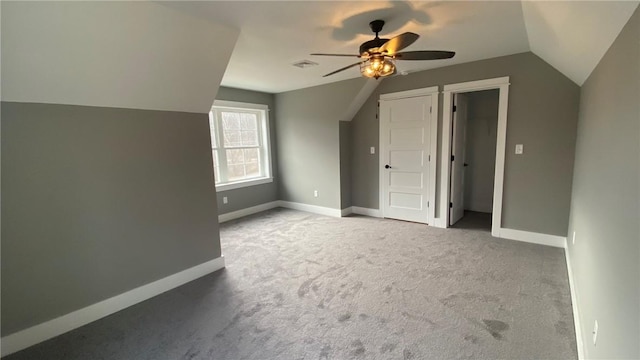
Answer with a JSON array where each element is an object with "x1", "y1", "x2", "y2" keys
[
  {"x1": 450, "y1": 93, "x2": 468, "y2": 225},
  {"x1": 380, "y1": 95, "x2": 432, "y2": 224}
]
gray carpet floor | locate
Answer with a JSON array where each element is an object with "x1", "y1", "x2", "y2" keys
[{"x1": 5, "y1": 209, "x2": 577, "y2": 359}]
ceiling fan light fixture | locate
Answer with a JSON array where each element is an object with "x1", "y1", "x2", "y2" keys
[
  {"x1": 360, "y1": 58, "x2": 395, "y2": 79},
  {"x1": 371, "y1": 57, "x2": 383, "y2": 71}
]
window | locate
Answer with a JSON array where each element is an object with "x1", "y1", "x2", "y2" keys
[{"x1": 209, "y1": 100, "x2": 272, "y2": 191}]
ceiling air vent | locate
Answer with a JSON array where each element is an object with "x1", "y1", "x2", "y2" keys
[{"x1": 292, "y1": 60, "x2": 319, "y2": 69}]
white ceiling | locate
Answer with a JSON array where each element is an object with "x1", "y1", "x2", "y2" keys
[{"x1": 164, "y1": 1, "x2": 639, "y2": 94}]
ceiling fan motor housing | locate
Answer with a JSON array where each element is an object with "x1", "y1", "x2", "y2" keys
[
  {"x1": 359, "y1": 38, "x2": 389, "y2": 55},
  {"x1": 360, "y1": 19, "x2": 388, "y2": 55}
]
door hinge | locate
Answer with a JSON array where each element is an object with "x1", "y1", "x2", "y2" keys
[
  {"x1": 449, "y1": 202, "x2": 453, "y2": 208},
  {"x1": 452, "y1": 105, "x2": 457, "y2": 112},
  {"x1": 451, "y1": 155, "x2": 455, "y2": 162},
  {"x1": 428, "y1": 155, "x2": 431, "y2": 162},
  {"x1": 427, "y1": 201, "x2": 430, "y2": 208},
  {"x1": 430, "y1": 106, "x2": 432, "y2": 114}
]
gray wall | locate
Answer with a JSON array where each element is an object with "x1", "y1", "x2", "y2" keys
[
  {"x1": 1, "y1": 102, "x2": 221, "y2": 335},
  {"x1": 214, "y1": 87, "x2": 279, "y2": 214},
  {"x1": 567, "y1": 7, "x2": 639, "y2": 359},
  {"x1": 339, "y1": 121, "x2": 352, "y2": 209},
  {"x1": 275, "y1": 78, "x2": 367, "y2": 209},
  {"x1": 463, "y1": 90, "x2": 499, "y2": 213},
  {"x1": 351, "y1": 52, "x2": 580, "y2": 236}
]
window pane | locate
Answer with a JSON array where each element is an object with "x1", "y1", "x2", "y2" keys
[
  {"x1": 224, "y1": 130, "x2": 242, "y2": 147},
  {"x1": 221, "y1": 112, "x2": 241, "y2": 130},
  {"x1": 244, "y1": 148, "x2": 259, "y2": 164},
  {"x1": 240, "y1": 113, "x2": 257, "y2": 130},
  {"x1": 226, "y1": 149, "x2": 245, "y2": 165},
  {"x1": 245, "y1": 163, "x2": 260, "y2": 178},
  {"x1": 243, "y1": 148, "x2": 261, "y2": 179},
  {"x1": 241, "y1": 130, "x2": 258, "y2": 146},
  {"x1": 227, "y1": 164, "x2": 246, "y2": 181},
  {"x1": 224, "y1": 148, "x2": 262, "y2": 182}
]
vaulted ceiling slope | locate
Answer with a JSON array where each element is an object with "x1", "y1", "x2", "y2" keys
[
  {"x1": 1, "y1": 1, "x2": 239, "y2": 113},
  {"x1": 165, "y1": 1, "x2": 639, "y2": 93},
  {"x1": 522, "y1": 1, "x2": 639, "y2": 86}
]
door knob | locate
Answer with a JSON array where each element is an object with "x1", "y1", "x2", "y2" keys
[{"x1": 385, "y1": 164, "x2": 391, "y2": 169}]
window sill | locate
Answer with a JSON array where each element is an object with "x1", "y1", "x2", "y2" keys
[{"x1": 215, "y1": 177, "x2": 273, "y2": 192}]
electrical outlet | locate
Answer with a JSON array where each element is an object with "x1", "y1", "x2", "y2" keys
[
  {"x1": 313, "y1": 190, "x2": 318, "y2": 198},
  {"x1": 572, "y1": 231, "x2": 576, "y2": 245},
  {"x1": 370, "y1": 146, "x2": 375, "y2": 155},
  {"x1": 593, "y1": 320, "x2": 598, "y2": 345},
  {"x1": 223, "y1": 196, "x2": 228, "y2": 204},
  {"x1": 515, "y1": 144, "x2": 524, "y2": 154}
]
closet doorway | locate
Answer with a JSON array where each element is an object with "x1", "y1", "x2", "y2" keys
[{"x1": 440, "y1": 77, "x2": 510, "y2": 237}]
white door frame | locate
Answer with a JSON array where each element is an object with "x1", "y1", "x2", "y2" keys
[
  {"x1": 379, "y1": 86, "x2": 439, "y2": 225},
  {"x1": 438, "y1": 77, "x2": 510, "y2": 236}
]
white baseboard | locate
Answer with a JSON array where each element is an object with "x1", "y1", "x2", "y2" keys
[
  {"x1": 1, "y1": 256, "x2": 226, "y2": 357},
  {"x1": 277, "y1": 201, "x2": 342, "y2": 217},
  {"x1": 341, "y1": 207, "x2": 353, "y2": 217},
  {"x1": 495, "y1": 228, "x2": 566, "y2": 248},
  {"x1": 350, "y1": 206, "x2": 382, "y2": 218},
  {"x1": 219, "y1": 201, "x2": 348, "y2": 221},
  {"x1": 218, "y1": 201, "x2": 279, "y2": 223},
  {"x1": 564, "y1": 244, "x2": 585, "y2": 359}
]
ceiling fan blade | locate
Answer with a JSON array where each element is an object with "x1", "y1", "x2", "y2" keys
[
  {"x1": 394, "y1": 50, "x2": 456, "y2": 60},
  {"x1": 311, "y1": 53, "x2": 362, "y2": 57},
  {"x1": 323, "y1": 61, "x2": 364, "y2": 77},
  {"x1": 379, "y1": 32, "x2": 419, "y2": 55}
]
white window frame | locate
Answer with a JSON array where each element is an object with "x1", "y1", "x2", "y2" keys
[{"x1": 209, "y1": 100, "x2": 273, "y2": 192}]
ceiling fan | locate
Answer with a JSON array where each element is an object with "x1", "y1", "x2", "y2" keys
[{"x1": 312, "y1": 19, "x2": 455, "y2": 79}]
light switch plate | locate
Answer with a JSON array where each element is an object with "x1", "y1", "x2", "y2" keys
[
  {"x1": 515, "y1": 144, "x2": 524, "y2": 154},
  {"x1": 370, "y1": 146, "x2": 375, "y2": 155}
]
